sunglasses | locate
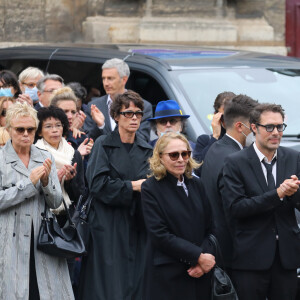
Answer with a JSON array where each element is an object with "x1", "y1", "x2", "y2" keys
[
  {"x1": 157, "y1": 118, "x2": 179, "y2": 126},
  {"x1": 1, "y1": 109, "x2": 6, "y2": 117},
  {"x1": 12, "y1": 127, "x2": 36, "y2": 134},
  {"x1": 119, "y1": 111, "x2": 144, "y2": 119},
  {"x1": 256, "y1": 123, "x2": 287, "y2": 132},
  {"x1": 163, "y1": 150, "x2": 191, "y2": 161}
]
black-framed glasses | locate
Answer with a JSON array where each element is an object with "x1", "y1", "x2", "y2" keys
[
  {"x1": 157, "y1": 118, "x2": 180, "y2": 126},
  {"x1": 162, "y1": 150, "x2": 191, "y2": 161},
  {"x1": 256, "y1": 123, "x2": 287, "y2": 132},
  {"x1": 12, "y1": 127, "x2": 36, "y2": 134},
  {"x1": 119, "y1": 111, "x2": 144, "y2": 119},
  {"x1": 1, "y1": 109, "x2": 6, "y2": 117}
]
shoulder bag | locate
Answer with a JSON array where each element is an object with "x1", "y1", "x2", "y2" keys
[
  {"x1": 208, "y1": 234, "x2": 239, "y2": 300},
  {"x1": 37, "y1": 197, "x2": 86, "y2": 259}
]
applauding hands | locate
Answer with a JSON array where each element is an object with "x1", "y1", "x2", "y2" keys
[{"x1": 30, "y1": 158, "x2": 52, "y2": 187}]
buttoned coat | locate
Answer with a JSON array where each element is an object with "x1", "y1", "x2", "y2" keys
[
  {"x1": 79, "y1": 129, "x2": 153, "y2": 300},
  {"x1": 141, "y1": 173, "x2": 215, "y2": 300},
  {"x1": 83, "y1": 95, "x2": 153, "y2": 142},
  {"x1": 0, "y1": 141, "x2": 74, "y2": 300}
]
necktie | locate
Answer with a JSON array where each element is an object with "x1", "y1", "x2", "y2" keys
[{"x1": 262, "y1": 159, "x2": 276, "y2": 190}]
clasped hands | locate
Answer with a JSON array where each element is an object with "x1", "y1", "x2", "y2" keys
[
  {"x1": 187, "y1": 253, "x2": 215, "y2": 278},
  {"x1": 29, "y1": 158, "x2": 52, "y2": 187},
  {"x1": 277, "y1": 175, "x2": 300, "y2": 198}
]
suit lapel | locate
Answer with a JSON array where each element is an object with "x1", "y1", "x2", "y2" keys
[
  {"x1": 247, "y1": 145, "x2": 268, "y2": 192},
  {"x1": 276, "y1": 147, "x2": 285, "y2": 188}
]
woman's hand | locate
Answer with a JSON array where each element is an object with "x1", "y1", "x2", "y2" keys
[
  {"x1": 72, "y1": 110, "x2": 86, "y2": 130},
  {"x1": 63, "y1": 163, "x2": 77, "y2": 181},
  {"x1": 57, "y1": 168, "x2": 66, "y2": 183},
  {"x1": 72, "y1": 127, "x2": 85, "y2": 139},
  {"x1": 131, "y1": 179, "x2": 146, "y2": 192},
  {"x1": 40, "y1": 158, "x2": 52, "y2": 187},
  {"x1": 78, "y1": 138, "x2": 94, "y2": 156},
  {"x1": 91, "y1": 104, "x2": 105, "y2": 127},
  {"x1": 198, "y1": 253, "x2": 216, "y2": 273},
  {"x1": 187, "y1": 264, "x2": 204, "y2": 278}
]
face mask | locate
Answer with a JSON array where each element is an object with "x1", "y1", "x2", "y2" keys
[
  {"x1": 158, "y1": 130, "x2": 181, "y2": 137},
  {"x1": 25, "y1": 86, "x2": 39, "y2": 102},
  {"x1": 0, "y1": 88, "x2": 13, "y2": 97},
  {"x1": 245, "y1": 132, "x2": 255, "y2": 147}
]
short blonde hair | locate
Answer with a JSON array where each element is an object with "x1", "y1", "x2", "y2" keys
[
  {"x1": 18, "y1": 67, "x2": 44, "y2": 83},
  {"x1": 149, "y1": 132, "x2": 200, "y2": 180},
  {"x1": 50, "y1": 87, "x2": 77, "y2": 107},
  {"x1": 5, "y1": 102, "x2": 39, "y2": 129},
  {"x1": 0, "y1": 96, "x2": 15, "y2": 114}
]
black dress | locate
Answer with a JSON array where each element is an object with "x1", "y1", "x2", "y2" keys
[
  {"x1": 141, "y1": 173, "x2": 215, "y2": 300},
  {"x1": 78, "y1": 129, "x2": 153, "y2": 300}
]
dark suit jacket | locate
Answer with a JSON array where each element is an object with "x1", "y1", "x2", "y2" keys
[
  {"x1": 201, "y1": 134, "x2": 241, "y2": 267},
  {"x1": 141, "y1": 173, "x2": 214, "y2": 300},
  {"x1": 34, "y1": 102, "x2": 42, "y2": 111},
  {"x1": 83, "y1": 95, "x2": 152, "y2": 141},
  {"x1": 223, "y1": 144, "x2": 300, "y2": 270}
]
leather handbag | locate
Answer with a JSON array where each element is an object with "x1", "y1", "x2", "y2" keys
[
  {"x1": 37, "y1": 197, "x2": 86, "y2": 259},
  {"x1": 209, "y1": 234, "x2": 239, "y2": 300},
  {"x1": 71, "y1": 194, "x2": 92, "y2": 248}
]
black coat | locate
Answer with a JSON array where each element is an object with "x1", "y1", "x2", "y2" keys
[
  {"x1": 141, "y1": 173, "x2": 215, "y2": 300},
  {"x1": 201, "y1": 134, "x2": 241, "y2": 267},
  {"x1": 83, "y1": 95, "x2": 153, "y2": 142},
  {"x1": 223, "y1": 144, "x2": 300, "y2": 270},
  {"x1": 79, "y1": 129, "x2": 153, "y2": 300}
]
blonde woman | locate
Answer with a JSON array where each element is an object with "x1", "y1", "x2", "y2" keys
[
  {"x1": 0, "y1": 96, "x2": 15, "y2": 127},
  {"x1": 141, "y1": 132, "x2": 216, "y2": 300},
  {"x1": 0, "y1": 102, "x2": 74, "y2": 299}
]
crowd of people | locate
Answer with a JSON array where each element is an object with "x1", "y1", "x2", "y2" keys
[{"x1": 0, "y1": 57, "x2": 300, "y2": 300}]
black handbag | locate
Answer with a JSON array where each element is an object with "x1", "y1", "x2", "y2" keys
[
  {"x1": 37, "y1": 197, "x2": 86, "y2": 259},
  {"x1": 209, "y1": 234, "x2": 239, "y2": 300},
  {"x1": 71, "y1": 194, "x2": 92, "y2": 248}
]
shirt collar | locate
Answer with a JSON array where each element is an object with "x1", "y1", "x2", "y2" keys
[
  {"x1": 225, "y1": 133, "x2": 243, "y2": 150},
  {"x1": 107, "y1": 94, "x2": 113, "y2": 106},
  {"x1": 253, "y1": 142, "x2": 277, "y2": 163}
]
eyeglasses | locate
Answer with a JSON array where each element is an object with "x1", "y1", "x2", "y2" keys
[
  {"x1": 22, "y1": 82, "x2": 37, "y2": 88},
  {"x1": 162, "y1": 150, "x2": 191, "y2": 161},
  {"x1": 43, "y1": 124, "x2": 63, "y2": 130},
  {"x1": 157, "y1": 118, "x2": 180, "y2": 126},
  {"x1": 119, "y1": 111, "x2": 144, "y2": 119},
  {"x1": 12, "y1": 127, "x2": 36, "y2": 134},
  {"x1": 1, "y1": 109, "x2": 6, "y2": 117},
  {"x1": 256, "y1": 123, "x2": 287, "y2": 132}
]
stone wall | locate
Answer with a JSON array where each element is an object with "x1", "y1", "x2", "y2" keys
[{"x1": 0, "y1": 0, "x2": 286, "y2": 46}]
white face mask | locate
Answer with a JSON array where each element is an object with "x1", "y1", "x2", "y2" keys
[
  {"x1": 241, "y1": 122, "x2": 255, "y2": 147},
  {"x1": 158, "y1": 129, "x2": 181, "y2": 137}
]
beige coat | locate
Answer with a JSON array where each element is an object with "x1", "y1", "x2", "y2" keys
[{"x1": 0, "y1": 141, "x2": 74, "y2": 300}]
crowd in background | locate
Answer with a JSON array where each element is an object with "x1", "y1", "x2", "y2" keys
[{"x1": 0, "y1": 58, "x2": 300, "y2": 300}]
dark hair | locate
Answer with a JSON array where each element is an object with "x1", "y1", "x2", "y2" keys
[
  {"x1": 224, "y1": 94, "x2": 258, "y2": 128},
  {"x1": 67, "y1": 82, "x2": 87, "y2": 101},
  {"x1": 110, "y1": 90, "x2": 144, "y2": 122},
  {"x1": 36, "y1": 106, "x2": 69, "y2": 139},
  {"x1": 213, "y1": 91, "x2": 236, "y2": 113},
  {"x1": 0, "y1": 70, "x2": 22, "y2": 98},
  {"x1": 250, "y1": 103, "x2": 285, "y2": 132}
]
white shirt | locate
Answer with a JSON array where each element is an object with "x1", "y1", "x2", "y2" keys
[
  {"x1": 225, "y1": 133, "x2": 243, "y2": 150},
  {"x1": 253, "y1": 142, "x2": 277, "y2": 185},
  {"x1": 177, "y1": 177, "x2": 188, "y2": 196},
  {"x1": 97, "y1": 95, "x2": 116, "y2": 130}
]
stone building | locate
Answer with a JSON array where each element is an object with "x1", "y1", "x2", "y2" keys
[{"x1": 0, "y1": 0, "x2": 288, "y2": 54}]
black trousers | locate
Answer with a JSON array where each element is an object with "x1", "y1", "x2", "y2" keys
[
  {"x1": 231, "y1": 245, "x2": 297, "y2": 300},
  {"x1": 29, "y1": 225, "x2": 40, "y2": 300}
]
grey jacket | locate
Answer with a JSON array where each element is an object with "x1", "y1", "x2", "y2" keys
[{"x1": 0, "y1": 141, "x2": 74, "y2": 300}]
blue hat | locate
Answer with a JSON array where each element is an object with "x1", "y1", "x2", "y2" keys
[{"x1": 148, "y1": 100, "x2": 190, "y2": 121}]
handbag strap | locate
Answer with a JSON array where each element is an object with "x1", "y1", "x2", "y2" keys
[{"x1": 208, "y1": 234, "x2": 226, "y2": 269}]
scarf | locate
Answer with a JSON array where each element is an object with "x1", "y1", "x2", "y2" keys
[{"x1": 35, "y1": 137, "x2": 75, "y2": 214}]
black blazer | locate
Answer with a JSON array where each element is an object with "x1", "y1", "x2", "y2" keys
[
  {"x1": 83, "y1": 95, "x2": 153, "y2": 141},
  {"x1": 141, "y1": 173, "x2": 214, "y2": 300},
  {"x1": 201, "y1": 134, "x2": 241, "y2": 267},
  {"x1": 223, "y1": 144, "x2": 300, "y2": 270}
]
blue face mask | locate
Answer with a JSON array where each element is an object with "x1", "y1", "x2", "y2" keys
[
  {"x1": 25, "y1": 86, "x2": 39, "y2": 102},
  {"x1": 0, "y1": 88, "x2": 13, "y2": 97}
]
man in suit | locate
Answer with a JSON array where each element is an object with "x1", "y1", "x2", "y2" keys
[
  {"x1": 35, "y1": 74, "x2": 64, "y2": 110},
  {"x1": 83, "y1": 58, "x2": 152, "y2": 141},
  {"x1": 223, "y1": 103, "x2": 300, "y2": 300},
  {"x1": 201, "y1": 95, "x2": 258, "y2": 269}
]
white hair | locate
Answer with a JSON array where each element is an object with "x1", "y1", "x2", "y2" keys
[
  {"x1": 102, "y1": 58, "x2": 130, "y2": 78},
  {"x1": 19, "y1": 67, "x2": 44, "y2": 83}
]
